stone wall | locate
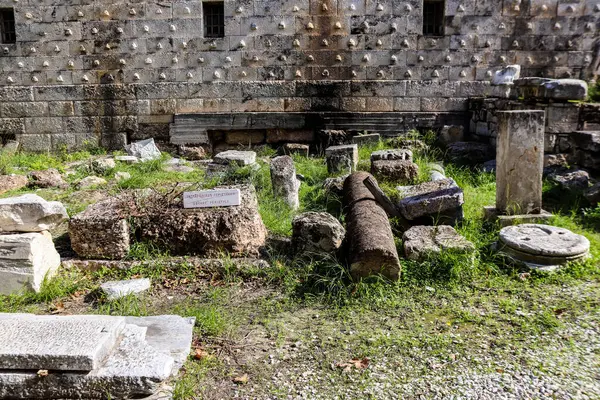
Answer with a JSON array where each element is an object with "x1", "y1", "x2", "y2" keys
[
  {"x1": 470, "y1": 98, "x2": 600, "y2": 173},
  {"x1": 0, "y1": 0, "x2": 598, "y2": 150}
]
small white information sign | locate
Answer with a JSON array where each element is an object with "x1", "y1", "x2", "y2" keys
[{"x1": 183, "y1": 188, "x2": 241, "y2": 209}]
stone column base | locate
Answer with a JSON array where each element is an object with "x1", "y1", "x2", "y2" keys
[{"x1": 483, "y1": 206, "x2": 553, "y2": 227}]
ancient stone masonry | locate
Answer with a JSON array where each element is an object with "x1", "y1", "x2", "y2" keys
[{"x1": 0, "y1": 0, "x2": 597, "y2": 150}]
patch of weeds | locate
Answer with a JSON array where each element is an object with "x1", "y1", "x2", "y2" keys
[
  {"x1": 172, "y1": 301, "x2": 231, "y2": 337},
  {"x1": 96, "y1": 294, "x2": 149, "y2": 316},
  {"x1": 173, "y1": 357, "x2": 222, "y2": 400}
]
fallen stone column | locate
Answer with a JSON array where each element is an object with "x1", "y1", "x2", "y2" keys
[
  {"x1": 343, "y1": 172, "x2": 401, "y2": 281},
  {"x1": 270, "y1": 155, "x2": 300, "y2": 209}
]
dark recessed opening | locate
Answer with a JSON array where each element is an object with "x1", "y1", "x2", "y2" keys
[
  {"x1": 423, "y1": 0, "x2": 444, "y2": 36},
  {"x1": 203, "y1": 2, "x2": 224, "y2": 38},
  {"x1": 0, "y1": 8, "x2": 16, "y2": 44}
]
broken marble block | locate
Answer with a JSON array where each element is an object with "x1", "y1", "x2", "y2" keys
[
  {"x1": 371, "y1": 160, "x2": 418, "y2": 183},
  {"x1": 101, "y1": 278, "x2": 151, "y2": 300},
  {"x1": 0, "y1": 313, "x2": 194, "y2": 399},
  {"x1": 403, "y1": 225, "x2": 475, "y2": 261},
  {"x1": 0, "y1": 231, "x2": 61, "y2": 295},
  {"x1": 370, "y1": 149, "x2": 413, "y2": 162},
  {"x1": 352, "y1": 133, "x2": 380, "y2": 145},
  {"x1": 0, "y1": 194, "x2": 68, "y2": 233},
  {"x1": 325, "y1": 144, "x2": 358, "y2": 175},
  {"x1": 125, "y1": 138, "x2": 162, "y2": 162},
  {"x1": 491, "y1": 64, "x2": 521, "y2": 85},
  {"x1": 0, "y1": 174, "x2": 28, "y2": 195},
  {"x1": 69, "y1": 198, "x2": 130, "y2": 260},
  {"x1": 213, "y1": 150, "x2": 257, "y2": 166},
  {"x1": 280, "y1": 143, "x2": 309, "y2": 157},
  {"x1": 397, "y1": 178, "x2": 464, "y2": 224}
]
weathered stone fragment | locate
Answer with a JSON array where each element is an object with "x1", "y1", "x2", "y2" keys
[
  {"x1": 352, "y1": 133, "x2": 380, "y2": 145},
  {"x1": 0, "y1": 231, "x2": 61, "y2": 295},
  {"x1": 270, "y1": 156, "x2": 300, "y2": 209},
  {"x1": 491, "y1": 65, "x2": 521, "y2": 85},
  {"x1": 370, "y1": 149, "x2": 413, "y2": 162},
  {"x1": 115, "y1": 155, "x2": 140, "y2": 164},
  {"x1": 0, "y1": 194, "x2": 68, "y2": 233},
  {"x1": 292, "y1": 212, "x2": 345, "y2": 257},
  {"x1": 584, "y1": 183, "x2": 600, "y2": 206},
  {"x1": 0, "y1": 314, "x2": 126, "y2": 371},
  {"x1": 101, "y1": 278, "x2": 151, "y2": 300},
  {"x1": 539, "y1": 79, "x2": 588, "y2": 101},
  {"x1": 326, "y1": 144, "x2": 358, "y2": 175},
  {"x1": 498, "y1": 224, "x2": 590, "y2": 271},
  {"x1": 138, "y1": 185, "x2": 266, "y2": 257},
  {"x1": 0, "y1": 175, "x2": 28, "y2": 194},
  {"x1": 397, "y1": 178, "x2": 464, "y2": 223},
  {"x1": 403, "y1": 225, "x2": 475, "y2": 261},
  {"x1": 323, "y1": 175, "x2": 348, "y2": 196},
  {"x1": 446, "y1": 142, "x2": 494, "y2": 166},
  {"x1": 319, "y1": 129, "x2": 348, "y2": 149},
  {"x1": 438, "y1": 125, "x2": 465, "y2": 146},
  {"x1": 371, "y1": 159, "x2": 418, "y2": 183},
  {"x1": 126, "y1": 138, "x2": 162, "y2": 162},
  {"x1": 69, "y1": 198, "x2": 130, "y2": 260},
  {"x1": 77, "y1": 176, "x2": 108, "y2": 189},
  {"x1": 280, "y1": 143, "x2": 309, "y2": 157},
  {"x1": 178, "y1": 146, "x2": 206, "y2": 160},
  {"x1": 344, "y1": 172, "x2": 401, "y2": 281},
  {"x1": 549, "y1": 169, "x2": 590, "y2": 191},
  {"x1": 496, "y1": 111, "x2": 545, "y2": 215},
  {"x1": 28, "y1": 169, "x2": 68, "y2": 189},
  {"x1": 91, "y1": 158, "x2": 116, "y2": 175},
  {"x1": 213, "y1": 150, "x2": 257, "y2": 166}
]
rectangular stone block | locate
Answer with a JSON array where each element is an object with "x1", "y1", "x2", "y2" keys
[
  {"x1": 496, "y1": 110, "x2": 545, "y2": 215},
  {"x1": 0, "y1": 314, "x2": 125, "y2": 371}
]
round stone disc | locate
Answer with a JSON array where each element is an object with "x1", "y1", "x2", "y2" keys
[{"x1": 499, "y1": 224, "x2": 590, "y2": 257}]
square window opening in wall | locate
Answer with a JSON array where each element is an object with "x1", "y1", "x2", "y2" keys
[
  {"x1": 423, "y1": 0, "x2": 444, "y2": 36},
  {"x1": 203, "y1": 2, "x2": 224, "y2": 38},
  {"x1": 0, "y1": 8, "x2": 16, "y2": 44}
]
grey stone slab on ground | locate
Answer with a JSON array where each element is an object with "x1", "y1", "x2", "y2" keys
[
  {"x1": 69, "y1": 198, "x2": 130, "y2": 260},
  {"x1": 292, "y1": 212, "x2": 345, "y2": 256},
  {"x1": 115, "y1": 155, "x2": 140, "y2": 164},
  {"x1": 496, "y1": 110, "x2": 545, "y2": 215},
  {"x1": 101, "y1": 278, "x2": 151, "y2": 300},
  {"x1": 0, "y1": 314, "x2": 126, "y2": 371},
  {"x1": 325, "y1": 144, "x2": 358, "y2": 175},
  {"x1": 498, "y1": 224, "x2": 590, "y2": 271},
  {"x1": 28, "y1": 168, "x2": 68, "y2": 189},
  {"x1": 280, "y1": 143, "x2": 309, "y2": 157},
  {"x1": 91, "y1": 158, "x2": 116, "y2": 175},
  {"x1": 0, "y1": 194, "x2": 68, "y2": 233},
  {"x1": 549, "y1": 169, "x2": 590, "y2": 191},
  {"x1": 403, "y1": 225, "x2": 475, "y2": 261},
  {"x1": 323, "y1": 175, "x2": 348, "y2": 197},
  {"x1": 126, "y1": 138, "x2": 162, "y2": 162},
  {"x1": 0, "y1": 314, "x2": 194, "y2": 399},
  {"x1": 77, "y1": 176, "x2": 108, "y2": 189},
  {"x1": 213, "y1": 150, "x2": 257, "y2": 166},
  {"x1": 0, "y1": 231, "x2": 61, "y2": 295},
  {"x1": 370, "y1": 149, "x2": 413, "y2": 162},
  {"x1": 539, "y1": 79, "x2": 588, "y2": 101},
  {"x1": 397, "y1": 178, "x2": 464, "y2": 221}
]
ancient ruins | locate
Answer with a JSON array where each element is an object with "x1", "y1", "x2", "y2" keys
[{"x1": 0, "y1": 0, "x2": 599, "y2": 397}]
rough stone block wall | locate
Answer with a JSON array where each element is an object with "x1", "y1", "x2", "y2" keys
[{"x1": 0, "y1": 0, "x2": 598, "y2": 150}]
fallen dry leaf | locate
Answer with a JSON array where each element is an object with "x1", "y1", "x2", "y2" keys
[
  {"x1": 194, "y1": 348, "x2": 210, "y2": 360},
  {"x1": 50, "y1": 301, "x2": 65, "y2": 314},
  {"x1": 232, "y1": 374, "x2": 249, "y2": 385},
  {"x1": 37, "y1": 370, "x2": 49, "y2": 377},
  {"x1": 336, "y1": 357, "x2": 370, "y2": 372}
]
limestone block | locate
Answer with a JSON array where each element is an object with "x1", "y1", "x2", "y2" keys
[
  {"x1": 0, "y1": 314, "x2": 125, "y2": 371},
  {"x1": 539, "y1": 79, "x2": 588, "y2": 100},
  {"x1": 28, "y1": 169, "x2": 68, "y2": 189},
  {"x1": 0, "y1": 194, "x2": 68, "y2": 233},
  {"x1": 152, "y1": 185, "x2": 266, "y2": 255},
  {"x1": 397, "y1": 178, "x2": 464, "y2": 221},
  {"x1": 403, "y1": 225, "x2": 475, "y2": 261},
  {"x1": 270, "y1": 156, "x2": 301, "y2": 209},
  {"x1": 125, "y1": 138, "x2": 161, "y2": 161},
  {"x1": 491, "y1": 65, "x2": 521, "y2": 85},
  {"x1": 280, "y1": 143, "x2": 310, "y2": 157},
  {"x1": 326, "y1": 144, "x2": 358, "y2": 175},
  {"x1": 69, "y1": 199, "x2": 130, "y2": 260},
  {"x1": 370, "y1": 149, "x2": 413, "y2": 162},
  {"x1": 496, "y1": 110, "x2": 545, "y2": 215},
  {"x1": 292, "y1": 212, "x2": 345, "y2": 256},
  {"x1": 0, "y1": 231, "x2": 61, "y2": 295},
  {"x1": 371, "y1": 160, "x2": 419, "y2": 183},
  {"x1": 213, "y1": 150, "x2": 257, "y2": 166},
  {"x1": 0, "y1": 175, "x2": 28, "y2": 195}
]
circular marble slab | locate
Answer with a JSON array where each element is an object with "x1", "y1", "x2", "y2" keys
[
  {"x1": 499, "y1": 224, "x2": 590, "y2": 257},
  {"x1": 498, "y1": 224, "x2": 590, "y2": 270}
]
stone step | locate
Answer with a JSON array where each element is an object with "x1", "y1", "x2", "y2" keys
[{"x1": 0, "y1": 314, "x2": 126, "y2": 371}]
